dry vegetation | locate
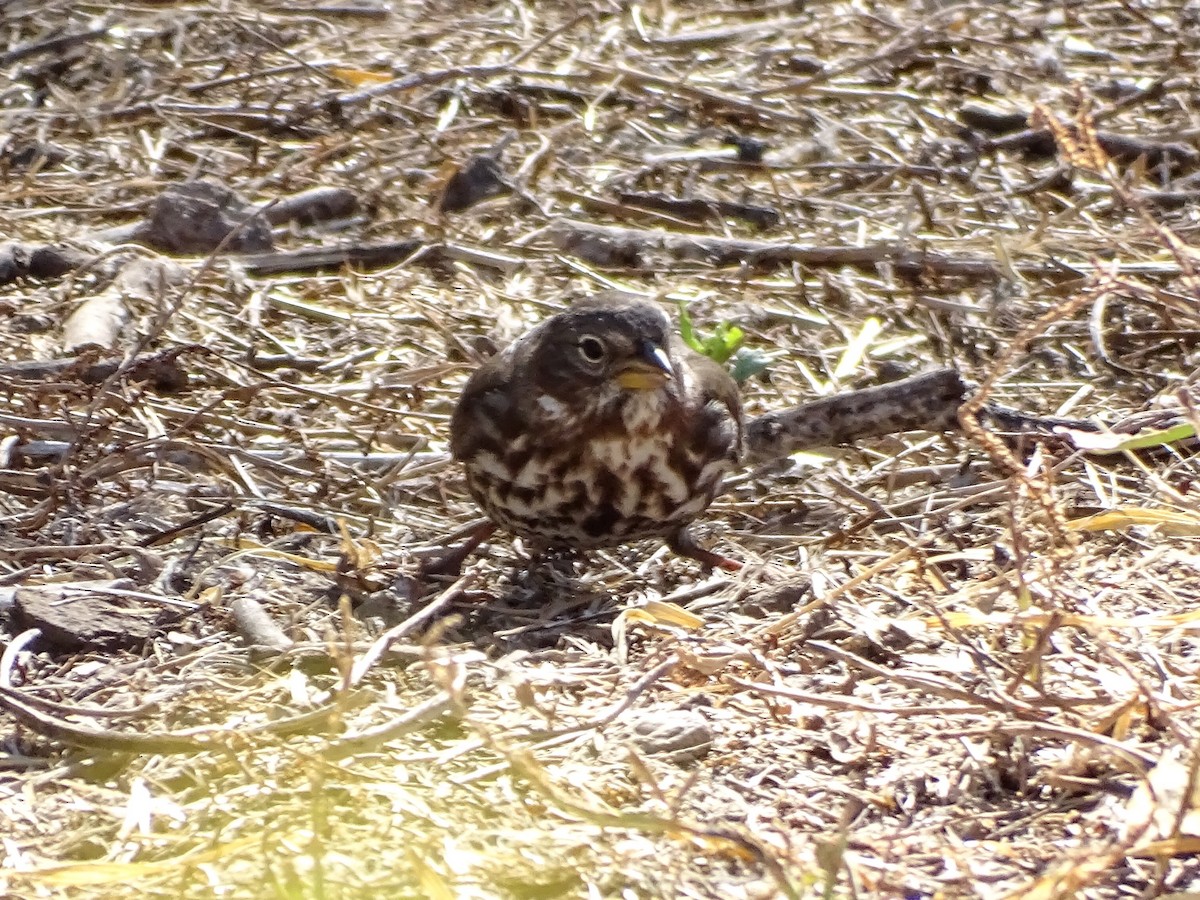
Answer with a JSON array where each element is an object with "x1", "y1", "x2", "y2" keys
[{"x1": 4, "y1": 0, "x2": 1200, "y2": 897}]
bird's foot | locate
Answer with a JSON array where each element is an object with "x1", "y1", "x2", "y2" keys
[
  {"x1": 417, "y1": 521, "x2": 497, "y2": 578},
  {"x1": 668, "y1": 529, "x2": 743, "y2": 572}
]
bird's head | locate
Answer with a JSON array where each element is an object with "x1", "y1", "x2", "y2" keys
[{"x1": 521, "y1": 298, "x2": 676, "y2": 400}]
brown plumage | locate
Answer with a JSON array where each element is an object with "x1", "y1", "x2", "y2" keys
[{"x1": 450, "y1": 294, "x2": 744, "y2": 569}]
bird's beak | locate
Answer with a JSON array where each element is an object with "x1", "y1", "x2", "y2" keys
[{"x1": 616, "y1": 341, "x2": 673, "y2": 390}]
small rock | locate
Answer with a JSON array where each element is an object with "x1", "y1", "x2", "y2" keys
[{"x1": 626, "y1": 709, "x2": 714, "y2": 763}]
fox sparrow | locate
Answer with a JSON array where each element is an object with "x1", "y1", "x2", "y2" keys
[{"x1": 450, "y1": 295, "x2": 744, "y2": 569}]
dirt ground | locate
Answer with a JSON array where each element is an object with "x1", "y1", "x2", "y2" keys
[{"x1": 3, "y1": 1, "x2": 1200, "y2": 897}]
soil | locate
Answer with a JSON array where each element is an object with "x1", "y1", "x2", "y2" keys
[{"x1": 3, "y1": 1, "x2": 1200, "y2": 898}]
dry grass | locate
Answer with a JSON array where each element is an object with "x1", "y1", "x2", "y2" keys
[{"x1": 3, "y1": 0, "x2": 1200, "y2": 897}]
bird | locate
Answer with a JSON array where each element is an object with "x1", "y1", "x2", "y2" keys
[
  {"x1": 448, "y1": 294, "x2": 746, "y2": 571},
  {"x1": 439, "y1": 293, "x2": 982, "y2": 576}
]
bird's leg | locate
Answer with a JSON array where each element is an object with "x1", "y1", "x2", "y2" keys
[
  {"x1": 668, "y1": 527, "x2": 742, "y2": 572},
  {"x1": 417, "y1": 521, "x2": 498, "y2": 577}
]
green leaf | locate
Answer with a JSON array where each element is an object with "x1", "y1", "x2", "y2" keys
[
  {"x1": 678, "y1": 303, "x2": 770, "y2": 379},
  {"x1": 677, "y1": 302, "x2": 703, "y2": 353},
  {"x1": 730, "y1": 347, "x2": 773, "y2": 383},
  {"x1": 702, "y1": 323, "x2": 744, "y2": 363},
  {"x1": 1064, "y1": 421, "x2": 1196, "y2": 454}
]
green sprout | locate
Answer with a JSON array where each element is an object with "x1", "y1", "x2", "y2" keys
[{"x1": 678, "y1": 302, "x2": 773, "y2": 384}]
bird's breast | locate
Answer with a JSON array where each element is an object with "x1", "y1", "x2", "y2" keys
[{"x1": 462, "y1": 389, "x2": 734, "y2": 549}]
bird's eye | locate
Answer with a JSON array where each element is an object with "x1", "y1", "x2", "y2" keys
[{"x1": 578, "y1": 335, "x2": 606, "y2": 363}]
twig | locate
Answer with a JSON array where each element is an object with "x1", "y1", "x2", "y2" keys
[{"x1": 544, "y1": 218, "x2": 1077, "y2": 280}]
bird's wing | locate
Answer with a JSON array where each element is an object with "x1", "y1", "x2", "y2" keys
[
  {"x1": 448, "y1": 348, "x2": 523, "y2": 461},
  {"x1": 681, "y1": 347, "x2": 745, "y2": 461}
]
